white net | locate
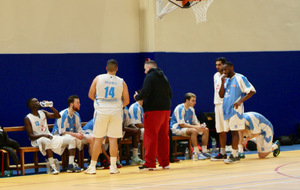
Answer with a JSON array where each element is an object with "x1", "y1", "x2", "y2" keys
[{"x1": 190, "y1": 0, "x2": 214, "y2": 24}]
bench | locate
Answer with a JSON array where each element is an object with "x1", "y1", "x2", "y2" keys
[{"x1": 172, "y1": 136, "x2": 192, "y2": 159}]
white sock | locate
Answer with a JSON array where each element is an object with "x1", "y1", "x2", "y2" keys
[
  {"x1": 193, "y1": 146, "x2": 199, "y2": 153},
  {"x1": 90, "y1": 160, "x2": 97, "y2": 168},
  {"x1": 272, "y1": 143, "x2": 278, "y2": 151},
  {"x1": 110, "y1": 157, "x2": 117, "y2": 168},
  {"x1": 202, "y1": 146, "x2": 207, "y2": 153},
  {"x1": 132, "y1": 148, "x2": 138, "y2": 158},
  {"x1": 69, "y1": 156, "x2": 74, "y2": 165},
  {"x1": 220, "y1": 148, "x2": 226, "y2": 155},
  {"x1": 232, "y1": 149, "x2": 238, "y2": 158},
  {"x1": 238, "y1": 144, "x2": 244, "y2": 153},
  {"x1": 48, "y1": 157, "x2": 54, "y2": 165}
]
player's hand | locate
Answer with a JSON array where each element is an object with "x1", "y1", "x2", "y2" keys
[
  {"x1": 242, "y1": 139, "x2": 248, "y2": 147},
  {"x1": 221, "y1": 74, "x2": 227, "y2": 83},
  {"x1": 46, "y1": 134, "x2": 53, "y2": 140},
  {"x1": 233, "y1": 100, "x2": 242, "y2": 109},
  {"x1": 133, "y1": 91, "x2": 138, "y2": 101}
]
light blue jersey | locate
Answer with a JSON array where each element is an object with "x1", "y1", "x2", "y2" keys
[
  {"x1": 82, "y1": 119, "x2": 94, "y2": 135},
  {"x1": 123, "y1": 106, "x2": 132, "y2": 127},
  {"x1": 170, "y1": 103, "x2": 198, "y2": 130},
  {"x1": 223, "y1": 73, "x2": 256, "y2": 120},
  {"x1": 129, "y1": 102, "x2": 144, "y2": 125},
  {"x1": 52, "y1": 108, "x2": 82, "y2": 135}
]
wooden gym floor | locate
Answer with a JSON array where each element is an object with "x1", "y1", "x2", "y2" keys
[{"x1": 1, "y1": 150, "x2": 300, "y2": 190}]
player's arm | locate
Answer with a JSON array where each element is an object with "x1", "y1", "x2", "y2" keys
[
  {"x1": 233, "y1": 91, "x2": 256, "y2": 109},
  {"x1": 43, "y1": 107, "x2": 61, "y2": 119},
  {"x1": 241, "y1": 130, "x2": 260, "y2": 147},
  {"x1": 24, "y1": 117, "x2": 52, "y2": 141},
  {"x1": 134, "y1": 76, "x2": 151, "y2": 101},
  {"x1": 88, "y1": 76, "x2": 98, "y2": 101},
  {"x1": 219, "y1": 75, "x2": 226, "y2": 98},
  {"x1": 122, "y1": 81, "x2": 130, "y2": 107},
  {"x1": 135, "y1": 123, "x2": 144, "y2": 128}
]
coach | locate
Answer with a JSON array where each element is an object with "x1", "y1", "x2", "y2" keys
[{"x1": 134, "y1": 59, "x2": 172, "y2": 170}]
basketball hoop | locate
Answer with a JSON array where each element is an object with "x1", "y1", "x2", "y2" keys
[{"x1": 156, "y1": 0, "x2": 214, "y2": 24}]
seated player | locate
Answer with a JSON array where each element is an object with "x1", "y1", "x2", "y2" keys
[
  {"x1": 170, "y1": 92, "x2": 211, "y2": 161},
  {"x1": 241, "y1": 112, "x2": 280, "y2": 158},
  {"x1": 124, "y1": 106, "x2": 144, "y2": 165},
  {"x1": 24, "y1": 98, "x2": 78, "y2": 174}
]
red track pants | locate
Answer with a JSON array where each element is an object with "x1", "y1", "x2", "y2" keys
[{"x1": 143, "y1": 110, "x2": 170, "y2": 168}]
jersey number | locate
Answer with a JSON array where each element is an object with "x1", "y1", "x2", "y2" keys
[{"x1": 104, "y1": 86, "x2": 115, "y2": 98}]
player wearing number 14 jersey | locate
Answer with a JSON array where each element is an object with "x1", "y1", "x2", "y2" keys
[{"x1": 85, "y1": 59, "x2": 130, "y2": 175}]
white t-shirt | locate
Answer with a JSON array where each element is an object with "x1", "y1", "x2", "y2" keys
[
  {"x1": 94, "y1": 73, "x2": 124, "y2": 114},
  {"x1": 26, "y1": 110, "x2": 51, "y2": 136},
  {"x1": 214, "y1": 72, "x2": 223, "y2": 105}
]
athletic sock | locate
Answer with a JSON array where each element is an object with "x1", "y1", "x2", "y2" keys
[
  {"x1": 111, "y1": 157, "x2": 117, "y2": 168},
  {"x1": 220, "y1": 148, "x2": 226, "y2": 155},
  {"x1": 69, "y1": 156, "x2": 74, "y2": 165},
  {"x1": 90, "y1": 160, "x2": 97, "y2": 168},
  {"x1": 193, "y1": 146, "x2": 199, "y2": 153},
  {"x1": 238, "y1": 144, "x2": 244, "y2": 153},
  {"x1": 232, "y1": 149, "x2": 238, "y2": 158},
  {"x1": 202, "y1": 146, "x2": 207, "y2": 153},
  {"x1": 272, "y1": 143, "x2": 278, "y2": 151},
  {"x1": 132, "y1": 148, "x2": 138, "y2": 158},
  {"x1": 48, "y1": 157, "x2": 54, "y2": 165}
]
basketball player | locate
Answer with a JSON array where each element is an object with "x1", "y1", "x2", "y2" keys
[
  {"x1": 134, "y1": 59, "x2": 172, "y2": 170},
  {"x1": 211, "y1": 57, "x2": 228, "y2": 161},
  {"x1": 124, "y1": 106, "x2": 144, "y2": 165},
  {"x1": 24, "y1": 98, "x2": 79, "y2": 174},
  {"x1": 219, "y1": 61, "x2": 256, "y2": 164},
  {"x1": 170, "y1": 92, "x2": 210, "y2": 161},
  {"x1": 85, "y1": 59, "x2": 130, "y2": 174},
  {"x1": 52, "y1": 95, "x2": 94, "y2": 162},
  {"x1": 241, "y1": 112, "x2": 280, "y2": 158}
]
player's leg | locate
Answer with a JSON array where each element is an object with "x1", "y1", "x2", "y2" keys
[
  {"x1": 186, "y1": 128, "x2": 206, "y2": 160},
  {"x1": 39, "y1": 137, "x2": 59, "y2": 174},
  {"x1": 198, "y1": 127, "x2": 210, "y2": 157},
  {"x1": 124, "y1": 126, "x2": 144, "y2": 165},
  {"x1": 157, "y1": 110, "x2": 171, "y2": 168},
  {"x1": 61, "y1": 135, "x2": 83, "y2": 172}
]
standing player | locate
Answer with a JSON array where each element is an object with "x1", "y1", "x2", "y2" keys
[
  {"x1": 219, "y1": 61, "x2": 256, "y2": 164},
  {"x1": 241, "y1": 112, "x2": 280, "y2": 158},
  {"x1": 211, "y1": 57, "x2": 228, "y2": 161},
  {"x1": 85, "y1": 59, "x2": 130, "y2": 174},
  {"x1": 134, "y1": 59, "x2": 172, "y2": 170},
  {"x1": 170, "y1": 92, "x2": 210, "y2": 161}
]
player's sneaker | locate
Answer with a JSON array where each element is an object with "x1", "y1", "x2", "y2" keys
[
  {"x1": 50, "y1": 164, "x2": 59, "y2": 175},
  {"x1": 273, "y1": 140, "x2": 281, "y2": 157},
  {"x1": 211, "y1": 153, "x2": 227, "y2": 161},
  {"x1": 85, "y1": 165, "x2": 96, "y2": 174},
  {"x1": 224, "y1": 154, "x2": 240, "y2": 164},
  {"x1": 202, "y1": 152, "x2": 211, "y2": 158},
  {"x1": 96, "y1": 165, "x2": 104, "y2": 170},
  {"x1": 110, "y1": 166, "x2": 120, "y2": 174},
  {"x1": 238, "y1": 152, "x2": 245, "y2": 159},
  {"x1": 170, "y1": 158, "x2": 181, "y2": 163},
  {"x1": 67, "y1": 163, "x2": 83, "y2": 173},
  {"x1": 138, "y1": 165, "x2": 156, "y2": 171},
  {"x1": 131, "y1": 156, "x2": 145, "y2": 166},
  {"x1": 158, "y1": 165, "x2": 170, "y2": 169},
  {"x1": 193, "y1": 152, "x2": 207, "y2": 161}
]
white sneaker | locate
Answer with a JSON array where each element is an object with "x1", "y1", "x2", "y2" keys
[
  {"x1": 110, "y1": 166, "x2": 120, "y2": 174},
  {"x1": 85, "y1": 166, "x2": 96, "y2": 175},
  {"x1": 50, "y1": 164, "x2": 59, "y2": 175}
]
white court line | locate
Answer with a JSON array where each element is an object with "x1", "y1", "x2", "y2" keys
[
  {"x1": 216, "y1": 179, "x2": 300, "y2": 190},
  {"x1": 113, "y1": 168, "x2": 300, "y2": 190}
]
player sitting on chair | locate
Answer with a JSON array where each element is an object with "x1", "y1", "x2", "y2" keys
[
  {"x1": 241, "y1": 112, "x2": 280, "y2": 158},
  {"x1": 170, "y1": 92, "x2": 211, "y2": 161},
  {"x1": 124, "y1": 106, "x2": 144, "y2": 165}
]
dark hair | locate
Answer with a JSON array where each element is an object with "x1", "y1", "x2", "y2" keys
[
  {"x1": 107, "y1": 59, "x2": 118, "y2": 72},
  {"x1": 216, "y1": 57, "x2": 227, "y2": 64},
  {"x1": 224, "y1": 61, "x2": 234, "y2": 67},
  {"x1": 26, "y1": 98, "x2": 35, "y2": 108},
  {"x1": 184, "y1": 92, "x2": 196, "y2": 102},
  {"x1": 137, "y1": 89, "x2": 142, "y2": 94},
  {"x1": 145, "y1": 60, "x2": 157, "y2": 68},
  {"x1": 67, "y1": 95, "x2": 79, "y2": 106}
]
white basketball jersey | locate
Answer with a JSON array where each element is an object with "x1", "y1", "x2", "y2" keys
[
  {"x1": 26, "y1": 110, "x2": 51, "y2": 136},
  {"x1": 214, "y1": 72, "x2": 223, "y2": 105},
  {"x1": 94, "y1": 73, "x2": 124, "y2": 114}
]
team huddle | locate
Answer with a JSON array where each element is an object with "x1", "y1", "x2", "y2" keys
[{"x1": 24, "y1": 58, "x2": 280, "y2": 175}]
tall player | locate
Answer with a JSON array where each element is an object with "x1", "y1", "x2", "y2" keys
[
  {"x1": 241, "y1": 112, "x2": 280, "y2": 158},
  {"x1": 85, "y1": 59, "x2": 130, "y2": 174},
  {"x1": 219, "y1": 61, "x2": 256, "y2": 164},
  {"x1": 211, "y1": 57, "x2": 228, "y2": 161}
]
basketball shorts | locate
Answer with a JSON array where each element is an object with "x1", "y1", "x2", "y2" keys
[
  {"x1": 224, "y1": 114, "x2": 245, "y2": 131},
  {"x1": 256, "y1": 133, "x2": 273, "y2": 153},
  {"x1": 172, "y1": 125, "x2": 203, "y2": 136},
  {"x1": 93, "y1": 111, "x2": 123, "y2": 138},
  {"x1": 215, "y1": 104, "x2": 229, "y2": 133}
]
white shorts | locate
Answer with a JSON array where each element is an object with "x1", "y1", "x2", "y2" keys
[
  {"x1": 93, "y1": 111, "x2": 123, "y2": 138},
  {"x1": 215, "y1": 104, "x2": 229, "y2": 133},
  {"x1": 224, "y1": 114, "x2": 245, "y2": 131},
  {"x1": 140, "y1": 128, "x2": 144, "y2": 140},
  {"x1": 256, "y1": 134, "x2": 273, "y2": 153},
  {"x1": 172, "y1": 126, "x2": 203, "y2": 136}
]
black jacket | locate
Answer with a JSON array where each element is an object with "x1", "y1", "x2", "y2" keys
[{"x1": 135, "y1": 68, "x2": 172, "y2": 112}]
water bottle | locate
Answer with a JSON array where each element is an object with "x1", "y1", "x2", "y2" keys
[
  {"x1": 211, "y1": 138, "x2": 217, "y2": 154},
  {"x1": 184, "y1": 147, "x2": 189, "y2": 160},
  {"x1": 40, "y1": 101, "x2": 53, "y2": 107},
  {"x1": 4, "y1": 170, "x2": 13, "y2": 177},
  {"x1": 54, "y1": 159, "x2": 60, "y2": 173}
]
